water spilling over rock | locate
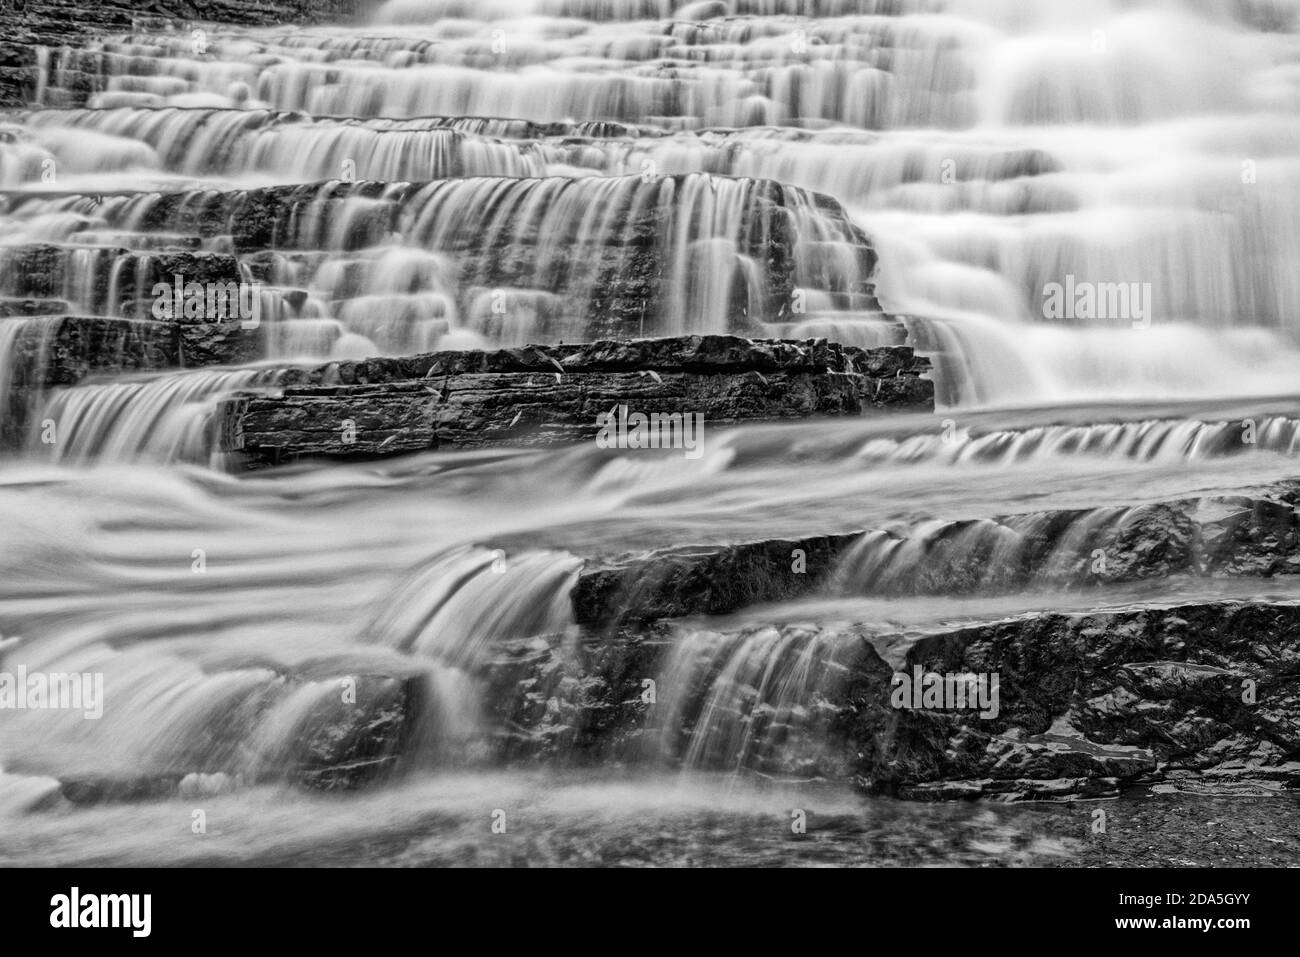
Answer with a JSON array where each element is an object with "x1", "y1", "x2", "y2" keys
[{"x1": 2, "y1": 0, "x2": 1300, "y2": 869}]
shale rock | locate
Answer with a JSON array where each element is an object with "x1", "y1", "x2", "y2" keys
[
  {"x1": 572, "y1": 533, "x2": 862, "y2": 626},
  {"x1": 219, "y1": 336, "x2": 934, "y2": 467},
  {"x1": 286, "y1": 672, "x2": 425, "y2": 791},
  {"x1": 868, "y1": 601, "x2": 1300, "y2": 799},
  {"x1": 0, "y1": 315, "x2": 177, "y2": 445},
  {"x1": 0, "y1": 1, "x2": 363, "y2": 108},
  {"x1": 477, "y1": 601, "x2": 1300, "y2": 799}
]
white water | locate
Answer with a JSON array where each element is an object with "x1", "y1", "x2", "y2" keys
[{"x1": 1, "y1": 0, "x2": 1299, "y2": 864}]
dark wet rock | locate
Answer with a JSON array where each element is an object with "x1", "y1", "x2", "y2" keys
[
  {"x1": 1094, "y1": 502, "x2": 1198, "y2": 581},
  {"x1": 59, "y1": 773, "x2": 183, "y2": 805},
  {"x1": 900, "y1": 777, "x2": 1124, "y2": 802},
  {"x1": 0, "y1": 315, "x2": 178, "y2": 445},
  {"x1": 218, "y1": 336, "x2": 933, "y2": 467},
  {"x1": 572, "y1": 533, "x2": 862, "y2": 626},
  {"x1": 0, "y1": 1, "x2": 363, "y2": 108},
  {"x1": 870, "y1": 486, "x2": 1300, "y2": 595},
  {"x1": 482, "y1": 630, "x2": 668, "y2": 762},
  {"x1": 287, "y1": 673, "x2": 426, "y2": 791},
  {"x1": 115, "y1": 251, "x2": 245, "y2": 317},
  {"x1": 851, "y1": 600, "x2": 1300, "y2": 799},
  {"x1": 561, "y1": 482, "x2": 1300, "y2": 629},
  {"x1": 175, "y1": 320, "x2": 265, "y2": 367},
  {"x1": 45, "y1": 667, "x2": 424, "y2": 801},
  {"x1": 0, "y1": 298, "x2": 71, "y2": 317},
  {"x1": 0, "y1": 245, "x2": 247, "y2": 319},
  {"x1": 275, "y1": 335, "x2": 915, "y2": 384},
  {"x1": 6, "y1": 174, "x2": 874, "y2": 340},
  {"x1": 0, "y1": 244, "x2": 112, "y2": 301},
  {"x1": 1196, "y1": 493, "x2": 1300, "y2": 576},
  {"x1": 879, "y1": 503, "x2": 1200, "y2": 593},
  {"x1": 480, "y1": 600, "x2": 1300, "y2": 800}
]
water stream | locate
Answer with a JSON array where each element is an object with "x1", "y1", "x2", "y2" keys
[{"x1": 2, "y1": 0, "x2": 1300, "y2": 865}]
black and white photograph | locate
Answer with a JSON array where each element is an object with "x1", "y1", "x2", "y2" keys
[{"x1": 0, "y1": 0, "x2": 1294, "y2": 926}]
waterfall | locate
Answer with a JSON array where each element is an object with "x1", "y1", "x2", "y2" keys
[
  {"x1": 30, "y1": 367, "x2": 286, "y2": 467},
  {"x1": 366, "y1": 546, "x2": 583, "y2": 668},
  {"x1": 852, "y1": 415, "x2": 1300, "y2": 466},
  {"x1": 2, "y1": 0, "x2": 1300, "y2": 866},
  {"x1": 655, "y1": 623, "x2": 862, "y2": 777},
  {"x1": 6, "y1": 1, "x2": 1297, "y2": 405},
  {"x1": 0, "y1": 315, "x2": 63, "y2": 442}
]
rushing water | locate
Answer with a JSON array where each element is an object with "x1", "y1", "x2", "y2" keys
[{"x1": 2, "y1": 0, "x2": 1300, "y2": 865}]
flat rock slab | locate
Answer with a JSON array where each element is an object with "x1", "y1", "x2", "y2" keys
[
  {"x1": 566, "y1": 482, "x2": 1300, "y2": 627},
  {"x1": 218, "y1": 335, "x2": 934, "y2": 467}
]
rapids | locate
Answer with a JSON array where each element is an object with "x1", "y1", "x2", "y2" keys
[{"x1": 2, "y1": 0, "x2": 1300, "y2": 865}]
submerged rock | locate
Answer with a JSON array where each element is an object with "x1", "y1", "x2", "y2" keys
[
  {"x1": 59, "y1": 773, "x2": 183, "y2": 806},
  {"x1": 43, "y1": 666, "x2": 426, "y2": 802}
]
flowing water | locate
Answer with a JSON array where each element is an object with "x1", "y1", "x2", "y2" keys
[{"x1": 2, "y1": 0, "x2": 1300, "y2": 866}]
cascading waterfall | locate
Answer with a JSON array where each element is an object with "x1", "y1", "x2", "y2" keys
[
  {"x1": 0, "y1": 314, "x2": 64, "y2": 439},
  {"x1": 827, "y1": 505, "x2": 1151, "y2": 596},
  {"x1": 6, "y1": 3, "x2": 1298, "y2": 404},
  {"x1": 2, "y1": 0, "x2": 1300, "y2": 864},
  {"x1": 13, "y1": 108, "x2": 548, "y2": 183},
  {"x1": 852, "y1": 414, "x2": 1300, "y2": 467},
  {"x1": 655, "y1": 622, "x2": 863, "y2": 777},
  {"x1": 366, "y1": 546, "x2": 583, "y2": 669},
  {"x1": 29, "y1": 367, "x2": 286, "y2": 467}
]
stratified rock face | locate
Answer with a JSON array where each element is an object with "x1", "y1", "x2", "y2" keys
[
  {"x1": 0, "y1": 174, "x2": 880, "y2": 342},
  {"x1": 0, "y1": 298, "x2": 72, "y2": 317},
  {"x1": 218, "y1": 336, "x2": 933, "y2": 466},
  {"x1": 0, "y1": 314, "x2": 177, "y2": 445},
  {"x1": 277, "y1": 335, "x2": 905, "y2": 383},
  {"x1": 862, "y1": 601, "x2": 1300, "y2": 800},
  {"x1": 0, "y1": 2, "x2": 362, "y2": 107},
  {"x1": 571, "y1": 533, "x2": 863, "y2": 626},
  {"x1": 566, "y1": 484, "x2": 1300, "y2": 626},
  {"x1": 286, "y1": 673, "x2": 425, "y2": 791},
  {"x1": 476, "y1": 481, "x2": 1300, "y2": 797},
  {"x1": 478, "y1": 601, "x2": 1300, "y2": 800},
  {"x1": 482, "y1": 631, "x2": 669, "y2": 763},
  {"x1": 0, "y1": 245, "x2": 267, "y2": 418}
]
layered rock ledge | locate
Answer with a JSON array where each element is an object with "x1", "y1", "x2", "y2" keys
[
  {"x1": 482, "y1": 481, "x2": 1300, "y2": 799},
  {"x1": 0, "y1": 1, "x2": 361, "y2": 108},
  {"x1": 0, "y1": 174, "x2": 887, "y2": 342},
  {"x1": 568, "y1": 482, "x2": 1300, "y2": 626},
  {"x1": 484, "y1": 599, "x2": 1300, "y2": 801},
  {"x1": 0, "y1": 314, "x2": 175, "y2": 445},
  {"x1": 217, "y1": 335, "x2": 934, "y2": 467}
]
